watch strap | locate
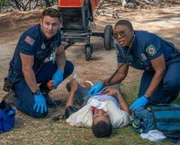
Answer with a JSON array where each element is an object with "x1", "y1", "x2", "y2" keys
[{"x1": 33, "y1": 89, "x2": 41, "y2": 95}]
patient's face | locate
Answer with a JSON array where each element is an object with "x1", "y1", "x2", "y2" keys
[{"x1": 93, "y1": 109, "x2": 110, "y2": 125}]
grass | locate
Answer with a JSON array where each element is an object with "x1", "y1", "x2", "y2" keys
[{"x1": 0, "y1": 81, "x2": 179, "y2": 145}]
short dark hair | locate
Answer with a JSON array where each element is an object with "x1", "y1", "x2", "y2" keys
[
  {"x1": 92, "y1": 121, "x2": 112, "y2": 138},
  {"x1": 114, "y1": 20, "x2": 133, "y2": 31},
  {"x1": 42, "y1": 8, "x2": 62, "y2": 22}
]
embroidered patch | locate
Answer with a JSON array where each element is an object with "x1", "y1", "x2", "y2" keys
[
  {"x1": 141, "y1": 53, "x2": 147, "y2": 60},
  {"x1": 146, "y1": 45, "x2": 157, "y2": 56},
  {"x1": 25, "y1": 36, "x2": 35, "y2": 45}
]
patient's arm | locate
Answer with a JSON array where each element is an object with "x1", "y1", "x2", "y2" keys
[
  {"x1": 65, "y1": 79, "x2": 78, "y2": 108},
  {"x1": 102, "y1": 88, "x2": 131, "y2": 115},
  {"x1": 65, "y1": 79, "x2": 79, "y2": 118}
]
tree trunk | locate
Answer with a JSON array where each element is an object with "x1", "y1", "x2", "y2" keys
[
  {"x1": 12, "y1": 0, "x2": 21, "y2": 10},
  {"x1": 44, "y1": 0, "x2": 51, "y2": 7}
]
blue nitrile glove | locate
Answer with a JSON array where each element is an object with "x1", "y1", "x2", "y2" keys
[
  {"x1": 33, "y1": 93, "x2": 47, "y2": 114},
  {"x1": 7, "y1": 110, "x2": 16, "y2": 117},
  {"x1": 88, "y1": 82, "x2": 103, "y2": 96},
  {"x1": 52, "y1": 69, "x2": 64, "y2": 88},
  {"x1": 130, "y1": 95, "x2": 149, "y2": 110}
]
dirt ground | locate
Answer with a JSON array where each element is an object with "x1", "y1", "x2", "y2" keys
[{"x1": 0, "y1": 1, "x2": 180, "y2": 144}]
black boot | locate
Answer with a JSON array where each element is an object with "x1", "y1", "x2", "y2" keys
[{"x1": 40, "y1": 83, "x2": 61, "y2": 108}]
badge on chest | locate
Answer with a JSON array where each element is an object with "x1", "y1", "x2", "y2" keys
[
  {"x1": 141, "y1": 53, "x2": 147, "y2": 60},
  {"x1": 41, "y1": 43, "x2": 46, "y2": 49}
]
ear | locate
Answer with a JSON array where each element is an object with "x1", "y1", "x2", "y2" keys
[{"x1": 131, "y1": 30, "x2": 134, "y2": 36}]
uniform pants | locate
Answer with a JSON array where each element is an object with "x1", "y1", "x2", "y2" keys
[
  {"x1": 138, "y1": 62, "x2": 180, "y2": 104},
  {"x1": 14, "y1": 60, "x2": 74, "y2": 118}
]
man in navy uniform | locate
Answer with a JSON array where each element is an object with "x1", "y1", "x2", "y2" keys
[
  {"x1": 4, "y1": 8, "x2": 74, "y2": 118},
  {"x1": 88, "y1": 20, "x2": 180, "y2": 110}
]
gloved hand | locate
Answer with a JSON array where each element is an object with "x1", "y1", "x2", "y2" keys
[
  {"x1": 130, "y1": 95, "x2": 149, "y2": 110},
  {"x1": 52, "y1": 69, "x2": 64, "y2": 88},
  {"x1": 33, "y1": 93, "x2": 47, "y2": 113},
  {"x1": 88, "y1": 82, "x2": 103, "y2": 96}
]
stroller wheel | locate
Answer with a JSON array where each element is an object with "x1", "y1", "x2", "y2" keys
[
  {"x1": 85, "y1": 53, "x2": 92, "y2": 61},
  {"x1": 104, "y1": 25, "x2": 113, "y2": 50},
  {"x1": 85, "y1": 45, "x2": 92, "y2": 61}
]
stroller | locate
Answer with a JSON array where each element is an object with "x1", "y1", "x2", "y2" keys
[{"x1": 59, "y1": 0, "x2": 113, "y2": 61}]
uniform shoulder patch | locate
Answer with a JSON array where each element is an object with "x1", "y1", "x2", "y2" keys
[
  {"x1": 146, "y1": 44, "x2": 157, "y2": 56},
  {"x1": 25, "y1": 36, "x2": 35, "y2": 45}
]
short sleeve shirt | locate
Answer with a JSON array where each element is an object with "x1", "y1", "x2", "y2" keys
[
  {"x1": 116, "y1": 31, "x2": 180, "y2": 70},
  {"x1": 9, "y1": 24, "x2": 61, "y2": 75},
  {"x1": 66, "y1": 96, "x2": 130, "y2": 128}
]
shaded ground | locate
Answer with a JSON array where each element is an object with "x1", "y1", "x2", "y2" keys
[{"x1": 0, "y1": 2, "x2": 180, "y2": 145}]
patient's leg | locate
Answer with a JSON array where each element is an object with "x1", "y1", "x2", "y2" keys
[{"x1": 66, "y1": 82, "x2": 90, "y2": 106}]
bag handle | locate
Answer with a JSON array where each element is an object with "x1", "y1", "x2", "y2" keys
[{"x1": 0, "y1": 101, "x2": 16, "y2": 117}]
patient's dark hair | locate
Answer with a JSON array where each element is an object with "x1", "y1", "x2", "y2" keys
[
  {"x1": 92, "y1": 121, "x2": 112, "y2": 138},
  {"x1": 114, "y1": 20, "x2": 133, "y2": 31}
]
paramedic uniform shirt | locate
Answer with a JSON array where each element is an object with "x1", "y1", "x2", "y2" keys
[
  {"x1": 66, "y1": 95, "x2": 130, "y2": 128},
  {"x1": 8, "y1": 24, "x2": 74, "y2": 118},
  {"x1": 116, "y1": 31, "x2": 180, "y2": 70},
  {"x1": 9, "y1": 24, "x2": 61, "y2": 79}
]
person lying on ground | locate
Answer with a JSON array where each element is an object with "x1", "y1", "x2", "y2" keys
[{"x1": 65, "y1": 78, "x2": 131, "y2": 138}]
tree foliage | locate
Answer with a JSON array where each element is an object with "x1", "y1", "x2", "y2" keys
[
  {"x1": 0, "y1": 0, "x2": 171, "y2": 12},
  {"x1": 0, "y1": 0, "x2": 57, "y2": 12},
  {"x1": 103, "y1": 0, "x2": 171, "y2": 8}
]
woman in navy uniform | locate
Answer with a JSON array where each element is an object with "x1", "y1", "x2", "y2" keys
[
  {"x1": 5, "y1": 8, "x2": 74, "y2": 118},
  {"x1": 88, "y1": 20, "x2": 180, "y2": 110}
]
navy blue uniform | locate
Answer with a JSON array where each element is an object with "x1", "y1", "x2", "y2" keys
[
  {"x1": 116, "y1": 31, "x2": 180, "y2": 103},
  {"x1": 8, "y1": 24, "x2": 74, "y2": 117}
]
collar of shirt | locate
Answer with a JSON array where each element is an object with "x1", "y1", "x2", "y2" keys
[{"x1": 129, "y1": 34, "x2": 136, "y2": 49}]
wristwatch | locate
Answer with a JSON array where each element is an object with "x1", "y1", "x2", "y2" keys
[
  {"x1": 144, "y1": 94, "x2": 150, "y2": 99},
  {"x1": 33, "y1": 89, "x2": 41, "y2": 95}
]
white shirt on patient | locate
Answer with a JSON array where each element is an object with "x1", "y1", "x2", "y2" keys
[{"x1": 66, "y1": 94, "x2": 130, "y2": 128}]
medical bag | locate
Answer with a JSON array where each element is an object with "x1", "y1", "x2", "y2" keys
[
  {"x1": 131, "y1": 104, "x2": 180, "y2": 143},
  {"x1": 0, "y1": 100, "x2": 16, "y2": 134}
]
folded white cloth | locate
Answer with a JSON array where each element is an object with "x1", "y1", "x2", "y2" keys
[
  {"x1": 87, "y1": 98, "x2": 107, "y2": 109},
  {"x1": 140, "y1": 130, "x2": 166, "y2": 142},
  {"x1": 140, "y1": 133, "x2": 149, "y2": 139}
]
